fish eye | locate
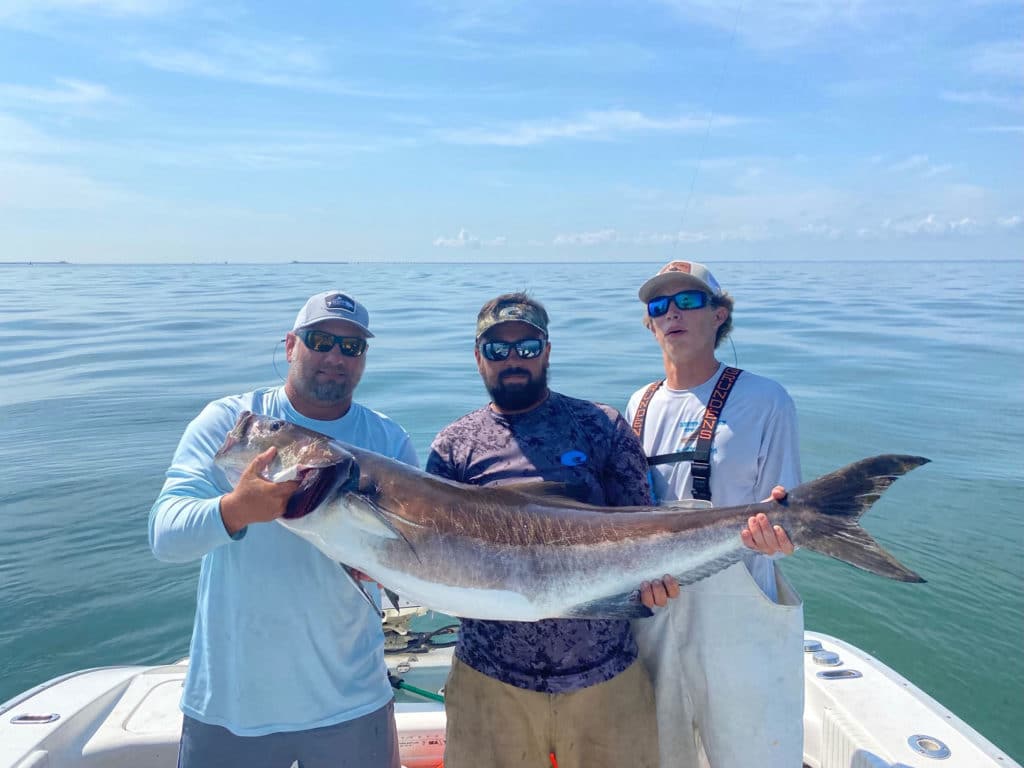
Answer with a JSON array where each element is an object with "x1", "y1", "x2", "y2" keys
[{"x1": 270, "y1": 421, "x2": 283, "y2": 432}]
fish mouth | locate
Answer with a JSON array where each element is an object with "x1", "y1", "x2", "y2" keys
[{"x1": 284, "y1": 458, "x2": 360, "y2": 519}]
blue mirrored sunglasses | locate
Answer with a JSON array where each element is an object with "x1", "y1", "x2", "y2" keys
[
  {"x1": 478, "y1": 338, "x2": 546, "y2": 361},
  {"x1": 295, "y1": 329, "x2": 367, "y2": 357},
  {"x1": 646, "y1": 289, "x2": 711, "y2": 318}
]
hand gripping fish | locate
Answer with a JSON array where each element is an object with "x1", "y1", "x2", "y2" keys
[{"x1": 214, "y1": 412, "x2": 927, "y2": 621}]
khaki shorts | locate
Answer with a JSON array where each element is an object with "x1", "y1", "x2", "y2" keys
[{"x1": 443, "y1": 657, "x2": 658, "y2": 768}]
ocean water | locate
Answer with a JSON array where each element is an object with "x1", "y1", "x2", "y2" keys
[{"x1": 1, "y1": 260, "x2": 1021, "y2": 760}]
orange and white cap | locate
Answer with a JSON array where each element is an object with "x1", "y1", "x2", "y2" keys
[{"x1": 637, "y1": 260, "x2": 723, "y2": 302}]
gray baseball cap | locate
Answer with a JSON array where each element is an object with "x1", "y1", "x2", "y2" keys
[{"x1": 292, "y1": 291, "x2": 374, "y2": 337}]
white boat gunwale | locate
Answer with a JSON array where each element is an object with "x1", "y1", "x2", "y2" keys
[{"x1": 1, "y1": 631, "x2": 1019, "y2": 768}]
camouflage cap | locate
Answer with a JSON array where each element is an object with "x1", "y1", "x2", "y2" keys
[{"x1": 475, "y1": 295, "x2": 549, "y2": 340}]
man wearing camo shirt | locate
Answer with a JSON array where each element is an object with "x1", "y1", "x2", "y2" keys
[{"x1": 425, "y1": 292, "x2": 677, "y2": 768}]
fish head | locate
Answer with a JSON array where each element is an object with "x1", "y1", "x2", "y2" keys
[{"x1": 214, "y1": 411, "x2": 360, "y2": 519}]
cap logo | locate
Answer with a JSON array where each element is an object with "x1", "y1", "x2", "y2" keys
[
  {"x1": 661, "y1": 261, "x2": 692, "y2": 275},
  {"x1": 325, "y1": 293, "x2": 355, "y2": 313},
  {"x1": 497, "y1": 306, "x2": 526, "y2": 321}
]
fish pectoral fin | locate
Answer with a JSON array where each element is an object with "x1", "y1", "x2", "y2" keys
[
  {"x1": 350, "y1": 499, "x2": 422, "y2": 564},
  {"x1": 339, "y1": 564, "x2": 384, "y2": 616},
  {"x1": 350, "y1": 504, "x2": 403, "y2": 540},
  {"x1": 564, "y1": 591, "x2": 654, "y2": 620}
]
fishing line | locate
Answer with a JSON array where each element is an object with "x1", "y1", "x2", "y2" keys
[
  {"x1": 273, "y1": 339, "x2": 288, "y2": 382},
  {"x1": 676, "y1": 0, "x2": 748, "y2": 237}
]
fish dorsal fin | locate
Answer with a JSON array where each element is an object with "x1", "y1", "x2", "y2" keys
[
  {"x1": 500, "y1": 480, "x2": 602, "y2": 509},
  {"x1": 656, "y1": 498, "x2": 713, "y2": 513},
  {"x1": 502, "y1": 480, "x2": 574, "y2": 498}
]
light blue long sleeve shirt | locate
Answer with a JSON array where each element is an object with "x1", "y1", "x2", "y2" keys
[{"x1": 149, "y1": 386, "x2": 418, "y2": 736}]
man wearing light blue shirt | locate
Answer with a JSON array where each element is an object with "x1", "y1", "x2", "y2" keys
[{"x1": 150, "y1": 290, "x2": 416, "y2": 768}]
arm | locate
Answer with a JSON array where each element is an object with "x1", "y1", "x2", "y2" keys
[
  {"x1": 149, "y1": 400, "x2": 295, "y2": 563},
  {"x1": 424, "y1": 431, "x2": 459, "y2": 481},
  {"x1": 742, "y1": 392, "x2": 801, "y2": 556},
  {"x1": 599, "y1": 410, "x2": 653, "y2": 508}
]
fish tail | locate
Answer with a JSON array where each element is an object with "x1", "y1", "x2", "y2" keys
[{"x1": 787, "y1": 454, "x2": 929, "y2": 583}]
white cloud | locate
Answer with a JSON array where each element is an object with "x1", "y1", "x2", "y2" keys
[
  {"x1": 552, "y1": 229, "x2": 618, "y2": 246},
  {"x1": 880, "y1": 213, "x2": 981, "y2": 236},
  {"x1": 439, "y1": 109, "x2": 738, "y2": 147},
  {"x1": 547, "y1": 210, "x2": 1019, "y2": 249},
  {"x1": 0, "y1": 78, "x2": 116, "y2": 107},
  {"x1": 0, "y1": 113, "x2": 73, "y2": 155},
  {"x1": 798, "y1": 222, "x2": 843, "y2": 239},
  {"x1": 654, "y1": 0, "x2": 910, "y2": 50},
  {"x1": 969, "y1": 40, "x2": 1024, "y2": 81},
  {"x1": 889, "y1": 154, "x2": 929, "y2": 172},
  {"x1": 0, "y1": 0, "x2": 177, "y2": 22},
  {"x1": 140, "y1": 136, "x2": 398, "y2": 170},
  {"x1": 432, "y1": 228, "x2": 505, "y2": 248},
  {"x1": 0, "y1": 159, "x2": 135, "y2": 210},
  {"x1": 941, "y1": 89, "x2": 1023, "y2": 112},
  {"x1": 979, "y1": 124, "x2": 1024, "y2": 133},
  {"x1": 132, "y1": 37, "x2": 413, "y2": 98},
  {"x1": 631, "y1": 231, "x2": 711, "y2": 245},
  {"x1": 888, "y1": 154, "x2": 952, "y2": 177}
]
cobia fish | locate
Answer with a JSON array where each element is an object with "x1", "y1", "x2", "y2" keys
[{"x1": 214, "y1": 411, "x2": 928, "y2": 621}]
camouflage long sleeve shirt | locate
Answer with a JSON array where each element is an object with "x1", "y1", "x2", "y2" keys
[{"x1": 425, "y1": 391, "x2": 653, "y2": 693}]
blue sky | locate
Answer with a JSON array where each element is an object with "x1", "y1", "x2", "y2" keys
[{"x1": 1, "y1": 1, "x2": 1021, "y2": 263}]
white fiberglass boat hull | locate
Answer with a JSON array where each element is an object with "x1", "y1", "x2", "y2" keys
[{"x1": 0, "y1": 631, "x2": 1017, "y2": 768}]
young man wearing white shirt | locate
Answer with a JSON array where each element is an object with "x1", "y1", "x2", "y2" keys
[{"x1": 626, "y1": 261, "x2": 804, "y2": 768}]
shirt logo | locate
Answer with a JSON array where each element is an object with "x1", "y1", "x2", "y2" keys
[{"x1": 560, "y1": 450, "x2": 588, "y2": 466}]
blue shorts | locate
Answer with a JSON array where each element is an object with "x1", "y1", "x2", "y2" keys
[{"x1": 177, "y1": 701, "x2": 400, "y2": 768}]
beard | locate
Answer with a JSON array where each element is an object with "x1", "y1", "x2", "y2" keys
[
  {"x1": 486, "y1": 365, "x2": 549, "y2": 411},
  {"x1": 303, "y1": 380, "x2": 352, "y2": 402},
  {"x1": 289, "y1": 356, "x2": 360, "y2": 405}
]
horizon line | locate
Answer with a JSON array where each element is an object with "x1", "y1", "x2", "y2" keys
[{"x1": 2, "y1": 258, "x2": 1020, "y2": 266}]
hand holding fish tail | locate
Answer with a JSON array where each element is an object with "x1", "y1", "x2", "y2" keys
[
  {"x1": 741, "y1": 485, "x2": 795, "y2": 556},
  {"x1": 640, "y1": 575, "x2": 681, "y2": 608},
  {"x1": 220, "y1": 447, "x2": 301, "y2": 535}
]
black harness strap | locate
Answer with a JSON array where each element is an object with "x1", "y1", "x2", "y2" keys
[
  {"x1": 647, "y1": 449, "x2": 697, "y2": 466},
  {"x1": 690, "y1": 367, "x2": 742, "y2": 500},
  {"x1": 632, "y1": 367, "x2": 743, "y2": 502}
]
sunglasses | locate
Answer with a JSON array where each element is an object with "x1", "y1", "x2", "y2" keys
[
  {"x1": 295, "y1": 329, "x2": 368, "y2": 357},
  {"x1": 478, "y1": 338, "x2": 547, "y2": 362},
  {"x1": 646, "y1": 289, "x2": 712, "y2": 318}
]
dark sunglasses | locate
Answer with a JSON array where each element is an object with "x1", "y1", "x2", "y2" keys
[
  {"x1": 646, "y1": 289, "x2": 712, "y2": 318},
  {"x1": 295, "y1": 329, "x2": 368, "y2": 357},
  {"x1": 478, "y1": 338, "x2": 547, "y2": 362}
]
